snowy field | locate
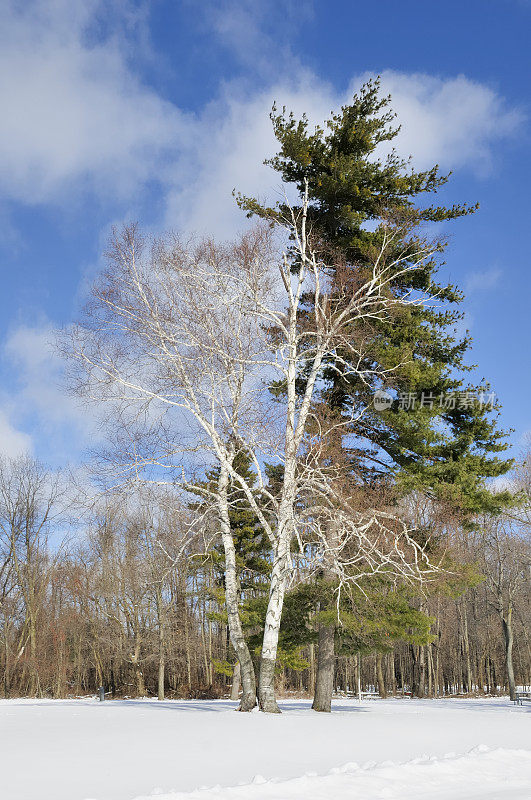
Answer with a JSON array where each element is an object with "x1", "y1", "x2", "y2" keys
[{"x1": 0, "y1": 697, "x2": 529, "y2": 800}]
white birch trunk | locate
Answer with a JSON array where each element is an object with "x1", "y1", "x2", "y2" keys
[
  {"x1": 218, "y1": 460, "x2": 257, "y2": 711},
  {"x1": 258, "y1": 528, "x2": 291, "y2": 712},
  {"x1": 230, "y1": 660, "x2": 241, "y2": 701}
]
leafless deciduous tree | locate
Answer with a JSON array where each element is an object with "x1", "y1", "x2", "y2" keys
[
  {"x1": 480, "y1": 515, "x2": 530, "y2": 701},
  {"x1": 0, "y1": 456, "x2": 64, "y2": 696},
  {"x1": 64, "y1": 184, "x2": 453, "y2": 711}
]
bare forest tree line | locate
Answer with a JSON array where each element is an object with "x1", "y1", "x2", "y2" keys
[{"x1": 0, "y1": 453, "x2": 529, "y2": 703}]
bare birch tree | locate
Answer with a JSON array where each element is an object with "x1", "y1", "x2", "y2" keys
[{"x1": 63, "y1": 184, "x2": 444, "y2": 711}]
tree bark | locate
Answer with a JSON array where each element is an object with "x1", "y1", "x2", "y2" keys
[
  {"x1": 183, "y1": 596, "x2": 192, "y2": 692},
  {"x1": 410, "y1": 644, "x2": 425, "y2": 698},
  {"x1": 388, "y1": 652, "x2": 397, "y2": 696},
  {"x1": 501, "y1": 605, "x2": 516, "y2": 701},
  {"x1": 218, "y1": 461, "x2": 256, "y2": 711},
  {"x1": 376, "y1": 652, "x2": 387, "y2": 698},
  {"x1": 131, "y1": 640, "x2": 145, "y2": 696},
  {"x1": 312, "y1": 623, "x2": 335, "y2": 712},
  {"x1": 3, "y1": 625, "x2": 10, "y2": 697},
  {"x1": 427, "y1": 645, "x2": 435, "y2": 697},
  {"x1": 156, "y1": 586, "x2": 165, "y2": 701},
  {"x1": 259, "y1": 653, "x2": 279, "y2": 712},
  {"x1": 230, "y1": 660, "x2": 241, "y2": 701},
  {"x1": 258, "y1": 539, "x2": 291, "y2": 713},
  {"x1": 309, "y1": 642, "x2": 316, "y2": 695}
]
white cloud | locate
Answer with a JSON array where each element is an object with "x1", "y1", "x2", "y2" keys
[
  {"x1": 465, "y1": 267, "x2": 502, "y2": 295},
  {"x1": 370, "y1": 71, "x2": 521, "y2": 174},
  {"x1": 163, "y1": 72, "x2": 337, "y2": 237},
  {"x1": 5, "y1": 323, "x2": 78, "y2": 427},
  {"x1": 162, "y1": 70, "x2": 521, "y2": 239},
  {"x1": 0, "y1": 2, "x2": 521, "y2": 226},
  {"x1": 0, "y1": 408, "x2": 32, "y2": 457},
  {"x1": 3, "y1": 322, "x2": 100, "y2": 462},
  {"x1": 203, "y1": 0, "x2": 313, "y2": 79},
  {"x1": 3, "y1": 320, "x2": 184, "y2": 467},
  {"x1": 0, "y1": 0, "x2": 187, "y2": 205}
]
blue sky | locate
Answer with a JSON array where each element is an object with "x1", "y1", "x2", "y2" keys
[{"x1": 0, "y1": 0, "x2": 529, "y2": 468}]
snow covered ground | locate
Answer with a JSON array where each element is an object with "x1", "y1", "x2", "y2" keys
[{"x1": 0, "y1": 697, "x2": 529, "y2": 800}]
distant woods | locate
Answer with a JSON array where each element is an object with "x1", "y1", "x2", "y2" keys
[{"x1": 0, "y1": 453, "x2": 529, "y2": 701}]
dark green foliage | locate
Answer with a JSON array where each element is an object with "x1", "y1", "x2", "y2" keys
[
  {"x1": 286, "y1": 577, "x2": 432, "y2": 655},
  {"x1": 244, "y1": 584, "x2": 316, "y2": 671},
  {"x1": 239, "y1": 78, "x2": 513, "y2": 517},
  {"x1": 235, "y1": 80, "x2": 516, "y2": 667},
  {"x1": 335, "y1": 584, "x2": 434, "y2": 656}
]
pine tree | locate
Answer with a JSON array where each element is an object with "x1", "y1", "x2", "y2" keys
[{"x1": 238, "y1": 78, "x2": 514, "y2": 710}]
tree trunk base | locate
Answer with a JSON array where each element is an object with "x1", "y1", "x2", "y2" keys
[
  {"x1": 312, "y1": 623, "x2": 335, "y2": 713},
  {"x1": 238, "y1": 690, "x2": 257, "y2": 712},
  {"x1": 312, "y1": 700, "x2": 332, "y2": 712},
  {"x1": 236, "y1": 652, "x2": 256, "y2": 711},
  {"x1": 259, "y1": 657, "x2": 280, "y2": 713}
]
